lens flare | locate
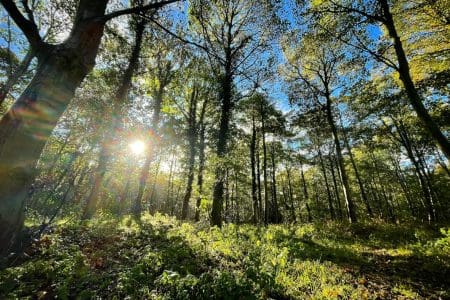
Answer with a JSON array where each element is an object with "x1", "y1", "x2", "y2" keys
[{"x1": 130, "y1": 140, "x2": 146, "y2": 155}]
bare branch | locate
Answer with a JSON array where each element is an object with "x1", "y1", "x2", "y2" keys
[{"x1": 101, "y1": 0, "x2": 180, "y2": 23}]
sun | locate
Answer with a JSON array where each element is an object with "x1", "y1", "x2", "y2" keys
[{"x1": 129, "y1": 140, "x2": 146, "y2": 155}]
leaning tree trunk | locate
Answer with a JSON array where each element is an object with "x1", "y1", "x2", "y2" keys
[
  {"x1": 0, "y1": 0, "x2": 109, "y2": 257},
  {"x1": 379, "y1": 0, "x2": 450, "y2": 160},
  {"x1": 325, "y1": 96, "x2": 357, "y2": 223}
]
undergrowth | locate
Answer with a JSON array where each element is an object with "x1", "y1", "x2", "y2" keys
[{"x1": 1, "y1": 213, "x2": 449, "y2": 299}]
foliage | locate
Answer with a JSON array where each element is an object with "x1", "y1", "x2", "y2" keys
[{"x1": 1, "y1": 214, "x2": 449, "y2": 299}]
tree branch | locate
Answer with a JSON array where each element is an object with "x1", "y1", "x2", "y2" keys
[
  {"x1": 101, "y1": 0, "x2": 181, "y2": 22},
  {"x1": 1, "y1": 0, "x2": 43, "y2": 50}
]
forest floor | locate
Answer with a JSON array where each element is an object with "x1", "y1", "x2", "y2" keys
[{"x1": 1, "y1": 213, "x2": 449, "y2": 299}]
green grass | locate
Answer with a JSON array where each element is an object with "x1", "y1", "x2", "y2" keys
[{"x1": 1, "y1": 213, "x2": 449, "y2": 299}]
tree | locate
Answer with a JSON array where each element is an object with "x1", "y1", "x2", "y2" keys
[
  {"x1": 0, "y1": 0, "x2": 179, "y2": 258},
  {"x1": 304, "y1": 0, "x2": 450, "y2": 159},
  {"x1": 189, "y1": 0, "x2": 276, "y2": 226},
  {"x1": 282, "y1": 31, "x2": 358, "y2": 223}
]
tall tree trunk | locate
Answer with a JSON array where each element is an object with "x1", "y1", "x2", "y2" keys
[
  {"x1": 181, "y1": 87, "x2": 198, "y2": 220},
  {"x1": 325, "y1": 96, "x2": 356, "y2": 222},
  {"x1": 328, "y1": 155, "x2": 343, "y2": 220},
  {"x1": 0, "y1": 48, "x2": 34, "y2": 110},
  {"x1": 286, "y1": 167, "x2": 296, "y2": 223},
  {"x1": 211, "y1": 67, "x2": 232, "y2": 227},
  {"x1": 195, "y1": 100, "x2": 208, "y2": 222},
  {"x1": 0, "y1": 0, "x2": 109, "y2": 257},
  {"x1": 250, "y1": 114, "x2": 258, "y2": 224},
  {"x1": 260, "y1": 102, "x2": 269, "y2": 225},
  {"x1": 82, "y1": 18, "x2": 145, "y2": 220},
  {"x1": 380, "y1": 0, "x2": 450, "y2": 159},
  {"x1": 317, "y1": 147, "x2": 335, "y2": 220},
  {"x1": 269, "y1": 143, "x2": 281, "y2": 223},
  {"x1": 395, "y1": 121, "x2": 436, "y2": 222},
  {"x1": 340, "y1": 121, "x2": 372, "y2": 217},
  {"x1": 390, "y1": 154, "x2": 416, "y2": 218},
  {"x1": 256, "y1": 136, "x2": 263, "y2": 222},
  {"x1": 300, "y1": 164, "x2": 312, "y2": 222}
]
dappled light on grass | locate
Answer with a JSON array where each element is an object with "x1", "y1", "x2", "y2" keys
[{"x1": 1, "y1": 214, "x2": 448, "y2": 299}]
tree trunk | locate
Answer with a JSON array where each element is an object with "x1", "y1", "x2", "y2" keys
[
  {"x1": 286, "y1": 167, "x2": 296, "y2": 223},
  {"x1": 328, "y1": 155, "x2": 343, "y2": 219},
  {"x1": 181, "y1": 87, "x2": 198, "y2": 220},
  {"x1": 256, "y1": 136, "x2": 263, "y2": 222},
  {"x1": 269, "y1": 143, "x2": 281, "y2": 223},
  {"x1": 0, "y1": 0, "x2": 109, "y2": 257},
  {"x1": 300, "y1": 164, "x2": 312, "y2": 222},
  {"x1": 260, "y1": 102, "x2": 269, "y2": 225},
  {"x1": 195, "y1": 100, "x2": 207, "y2": 222},
  {"x1": 211, "y1": 69, "x2": 232, "y2": 227},
  {"x1": 250, "y1": 114, "x2": 258, "y2": 224},
  {"x1": 325, "y1": 96, "x2": 356, "y2": 222},
  {"x1": 340, "y1": 122, "x2": 372, "y2": 217},
  {"x1": 317, "y1": 147, "x2": 335, "y2": 220},
  {"x1": 380, "y1": 0, "x2": 450, "y2": 160}
]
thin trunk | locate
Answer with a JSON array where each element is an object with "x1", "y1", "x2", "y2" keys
[
  {"x1": 317, "y1": 147, "x2": 335, "y2": 220},
  {"x1": 300, "y1": 164, "x2": 312, "y2": 222},
  {"x1": 396, "y1": 121, "x2": 436, "y2": 222},
  {"x1": 286, "y1": 167, "x2": 296, "y2": 223},
  {"x1": 256, "y1": 136, "x2": 263, "y2": 223},
  {"x1": 328, "y1": 155, "x2": 343, "y2": 219},
  {"x1": 261, "y1": 103, "x2": 269, "y2": 225},
  {"x1": 269, "y1": 143, "x2": 281, "y2": 223},
  {"x1": 181, "y1": 86, "x2": 198, "y2": 220},
  {"x1": 325, "y1": 96, "x2": 356, "y2": 222},
  {"x1": 250, "y1": 113, "x2": 258, "y2": 224},
  {"x1": 195, "y1": 100, "x2": 207, "y2": 221},
  {"x1": 340, "y1": 121, "x2": 372, "y2": 217}
]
